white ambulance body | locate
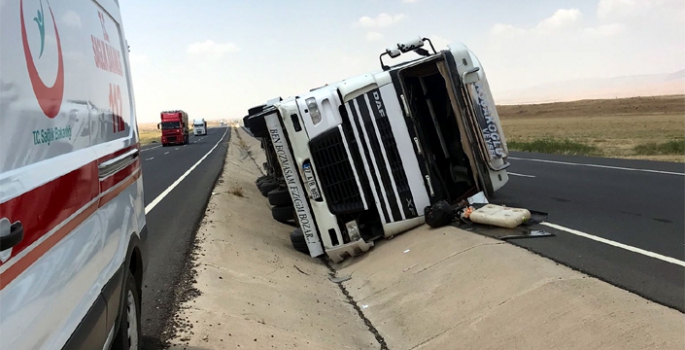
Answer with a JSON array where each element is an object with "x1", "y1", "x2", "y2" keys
[{"x1": 0, "y1": 0, "x2": 147, "y2": 349}]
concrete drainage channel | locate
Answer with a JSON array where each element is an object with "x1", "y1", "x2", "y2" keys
[{"x1": 324, "y1": 260, "x2": 389, "y2": 350}]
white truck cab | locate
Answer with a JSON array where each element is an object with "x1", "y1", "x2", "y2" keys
[
  {"x1": 1, "y1": 0, "x2": 146, "y2": 349},
  {"x1": 245, "y1": 37, "x2": 509, "y2": 262},
  {"x1": 193, "y1": 118, "x2": 207, "y2": 136}
]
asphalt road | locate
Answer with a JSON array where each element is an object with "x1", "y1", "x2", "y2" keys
[
  {"x1": 493, "y1": 151, "x2": 685, "y2": 311},
  {"x1": 137, "y1": 127, "x2": 230, "y2": 348}
]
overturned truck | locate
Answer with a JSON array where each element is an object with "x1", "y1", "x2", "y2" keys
[{"x1": 244, "y1": 37, "x2": 510, "y2": 262}]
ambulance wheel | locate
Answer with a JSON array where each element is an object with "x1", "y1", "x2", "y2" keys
[
  {"x1": 111, "y1": 270, "x2": 141, "y2": 350},
  {"x1": 272, "y1": 205, "x2": 295, "y2": 223},
  {"x1": 290, "y1": 228, "x2": 309, "y2": 254},
  {"x1": 268, "y1": 188, "x2": 291, "y2": 206}
]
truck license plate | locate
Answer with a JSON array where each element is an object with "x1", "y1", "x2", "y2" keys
[{"x1": 302, "y1": 163, "x2": 321, "y2": 200}]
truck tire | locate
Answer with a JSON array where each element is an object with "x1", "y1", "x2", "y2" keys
[
  {"x1": 244, "y1": 114, "x2": 269, "y2": 138},
  {"x1": 258, "y1": 181, "x2": 279, "y2": 196},
  {"x1": 111, "y1": 270, "x2": 141, "y2": 350},
  {"x1": 268, "y1": 188, "x2": 291, "y2": 206},
  {"x1": 290, "y1": 228, "x2": 309, "y2": 254},
  {"x1": 256, "y1": 175, "x2": 273, "y2": 185},
  {"x1": 272, "y1": 205, "x2": 295, "y2": 223}
]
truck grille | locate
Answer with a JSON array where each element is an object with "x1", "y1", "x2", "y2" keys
[
  {"x1": 375, "y1": 117, "x2": 410, "y2": 193},
  {"x1": 309, "y1": 128, "x2": 365, "y2": 215}
]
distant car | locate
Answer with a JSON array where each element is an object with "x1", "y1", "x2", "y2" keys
[{"x1": 1, "y1": 1, "x2": 147, "y2": 349}]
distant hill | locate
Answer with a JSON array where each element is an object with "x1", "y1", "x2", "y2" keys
[{"x1": 496, "y1": 70, "x2": 685, "y2": 105}]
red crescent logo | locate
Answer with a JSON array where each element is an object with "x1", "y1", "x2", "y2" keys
[{"x1": 20, "y1": 0, "x2": 64, "y2": 119}]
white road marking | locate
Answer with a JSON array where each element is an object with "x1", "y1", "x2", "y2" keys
[
  {"x1": 141, "y1": 145, "x2": 161, "y2": 152},
  {"x1": 508, "y1": 172, "x2": 536, "y2": 178},
  {"x1": 145, "y1": 127, "x2": 228, "y2": 214},
  {"x1": 174, "y1": 147, "x2": 179, "y2": 151},
  {"x1": 164, "y1": 152, "x2": 169, "y2": 155},
  {"x1": 509, "y1": 157, "x2": 685, "y2": 176},
  {"x1": 145, "y1": 157, "x2": 154, "y2": 161},
  {"x1": 541, "y1": 222, "x2": 685, "y2": 267}
]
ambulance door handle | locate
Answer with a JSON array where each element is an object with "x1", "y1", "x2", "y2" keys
[{"x1": 0, "y1": 219, "x2": 23, "y2": 252}]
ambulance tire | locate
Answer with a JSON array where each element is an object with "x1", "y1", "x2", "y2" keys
[
  {"x1": 268, "y1": 188, "x2": 291, "y2": 206},
  {"x1": 272, "y1": 205, "x2": 295, "y2": 223},
  {"x1": 290, "y1": 228, "x2": 309, "y2": 254},
  {"x1": 111, "y1": 270, "x2": 141, "y2": 350}
]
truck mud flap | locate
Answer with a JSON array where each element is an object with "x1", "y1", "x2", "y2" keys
[{"x1": 264, "y1": 113, "x2": 324, "y2": 257}]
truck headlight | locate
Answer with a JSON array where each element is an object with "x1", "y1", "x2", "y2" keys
[
  {"x1": 305, "y1": 97, "x2": 322, "y2": 125},
  {"x1": 346, "y1": 221, "x2": 361, "y2": 242}
]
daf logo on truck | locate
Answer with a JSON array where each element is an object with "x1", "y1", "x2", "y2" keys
[
  {"x1": 20, "y1": 0, "x2": 65, "y2": 119},
  {"x1": 373, "y1": 91, "x2": 386, "y2": 118}
]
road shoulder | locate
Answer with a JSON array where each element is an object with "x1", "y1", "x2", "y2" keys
[{"x1": 167, "y1": 128, "x2": 378, "y2": 349}]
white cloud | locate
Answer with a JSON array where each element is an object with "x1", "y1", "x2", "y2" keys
[
  {"x1": 366, "y1": 31, "x2": 384, "y2": 42},
  {"x1": 402, "y1": 0, "x2": 421, "y2": 3},
  {"x1": 187, "y1": 40, "x2": 240, "y2": 56},
  {"x1": 355, "y1": 13, "x2": 406, "y2": 28},
  {"x1": 583, "y1": 23, "x2": 625, "y2": 37},
  {"x1": 62, "y1": 11, "x2": 81, "y2": 28},
  {"x1": 536, "y1": 9, "x2": 582, "y2": 30},
  {"x1": 481, "y1": 4, "x2": 683, "y2": 98}
]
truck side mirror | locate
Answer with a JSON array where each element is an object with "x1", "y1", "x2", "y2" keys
[{"x1": 157, "y1": 123, "x2": 161, "y2": 130}]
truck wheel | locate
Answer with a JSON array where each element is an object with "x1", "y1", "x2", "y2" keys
[
  {"x1": 256, "y1": 175, "x2": 273, "y2": 185},
  {"x1": 268, "y1": 188, "x2": 291, "y2": 206},
  {"x1": 258, "y1": 181, "x2": 279, "y2": 196},
  {"x1": 272, "y1": 205, "x2": 295, "y2": 223},
  {"x1": 290, "y1": 228, "x2": 309, "y2": 254},
  {"x1": 111, "y1": 270, "x2": 141, "y2": 350},
  {"x1": 244, "y1": 114, "x2": 269, "y2": 138}
]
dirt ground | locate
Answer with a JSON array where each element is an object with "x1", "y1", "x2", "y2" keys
[
  {"x1": 165, "y1": 127, "x2": 684, "y2": 350},
  {"x1": 498, "y1": 94, "x2": 685, "y2": 162},
  {"x1": 166, "y1": 128, "x2": 378, "y2": 350}
]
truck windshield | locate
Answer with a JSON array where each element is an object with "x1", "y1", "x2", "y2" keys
[
  {"x1": 194, "y1": 124, "x2": 204, "y2": 127},
  {"x1": 161, "y1": 122, "x2": 180, "y2": 130}
]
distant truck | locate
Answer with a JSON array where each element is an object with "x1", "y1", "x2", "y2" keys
[
  {"x1": 159, "y1": 110, "x2": 190, "y2": 146},
  {"x1": 193, "y1": 118, "x2": 208, "y2": 136}
]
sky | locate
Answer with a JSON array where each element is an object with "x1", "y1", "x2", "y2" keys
[{"x1": 119, "y1": 0, "x2": 685, "y2": 123}]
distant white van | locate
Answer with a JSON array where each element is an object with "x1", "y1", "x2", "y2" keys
[
  {"x1": 1, "y1": 1, "x2": 147, "y2": 349},
  {"x1": 193, "y1": 118, "x2": 207, "y2": 136}
]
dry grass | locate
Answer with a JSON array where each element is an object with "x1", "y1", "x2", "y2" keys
[
  {"x1": 228, "y1": 185, "x2": 244, "y2": 197},
  {"x1": 498, "y1": 95, "x2": 685, "y2": 162}
]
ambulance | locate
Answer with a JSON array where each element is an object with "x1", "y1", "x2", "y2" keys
[{"x1": 1, "y1": 0, "x2": 147, "y2": 349}]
